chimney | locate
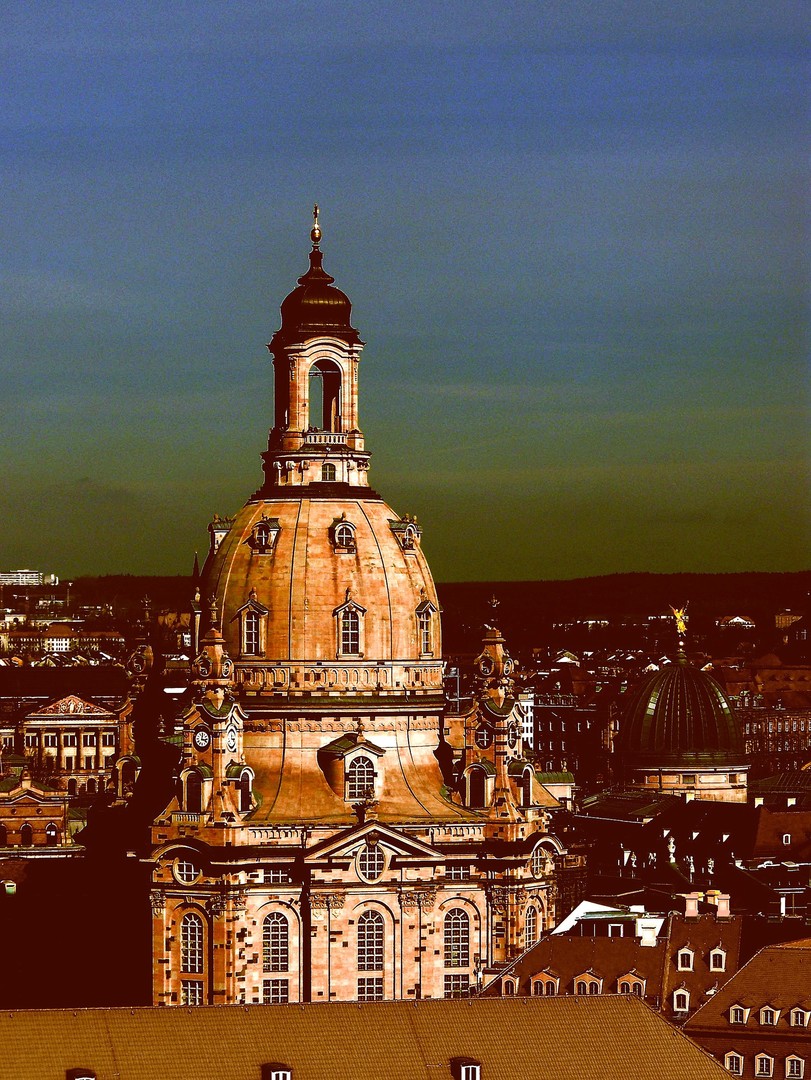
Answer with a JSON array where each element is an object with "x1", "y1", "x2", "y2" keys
[
  {"x1": 638, "y1": 920, "x2": 659, "y2": 947},
  {"x1": 682, "y1": 892, "x2": 703, "y2": 919}
]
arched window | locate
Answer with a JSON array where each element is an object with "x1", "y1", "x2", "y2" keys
[
  {"x1": 322, "y1": 463, "x2": 337, "y2": 482},
  {"x1": 444, "y1": 908, "x2": 469, "y2": 968},
  {"x1": 186, "y1": 771, "x2": 203, "y2": 813},
  {"x1": 45, "y1": 823, "x2": 59, "y2": 847},
  {"x1": 754, "y1": 1055, "x2": 774, "y2": 1078},
  {"x1": 87, "y1": 778, "x2": 97, "y2": 795},
  {"x1": 724, "y1": 1053, "x2": 743, "y2": 1077},
  {"x1": 503, "y1": 980, "x2": 516, "y2": 995},
  {"x1": 346, "y1": 756, "x2": 374, "y2": 801},
  {"x1": 525, "y1": 906, "x2": 538, "y2": 948},
  {"x1": 468, "y1": 767, "x2": 486, "y2": 808},
  {"x1": 263, "y1": 912, "x2": 289, "y2": 973},
  {"x1": 530, "y1": 845, "x2": 549, "y2": 877},
  {"x1": 334, "y1": 523, "x2": 354, "y2": 548},
  {"x1": 67, "y1": 777, "x2": 78, "y2": 796},
  {"x1": 418, "y1": 609, "x2": 433, "y2": 655},
  {"x1": 785, "y1": 1056, "x2": 804, "y2": 1079},
  {"x1": 340, "y1": 608, "x2": 360, "y2": 655},
  {"x1": 120, "y1": 760, "x2": 137, "y2": 792},
  {"x1": 20, "y1": 823, "x2": 33, "y2": 847},
  {"x1": 633, "y1": 982, "x2": 643, "y2": 996},
  {"x1": 576, "y1": 980, "x2": 587, "y2": 995},
  {"x1": 619, "y1": 981, "x2": 631, "y2": 994},
  {"x1": 521, "y1": 770, "x2": 532, "y2": 808},
  {"x1": 254, "y1": 523, "x2": 270, "y2": 547},
  {"x1": 357, "y1": 910, "x2": 384, "y2": 971},
  {"x1": 673, "y1": 989, "x2": 690, "y2": 1013},
  {"x1": 545, "y1": 980, "x2": 556, "y2": 996},
  {"x1": 239, "y1": 772, "x2": 252, "y2": 813},
  {"x1": 589, "y1": 981, "x2": 599, "y2": 994},
  {"x1": 244, "y1": 610, "x2": 260, "y2": 655},
  {"x1": 358, "y1": 845, "x2": 385, "y2": 881},
  {"x1": 180, "y1": 913, "x2": 204, "y2": 974}
]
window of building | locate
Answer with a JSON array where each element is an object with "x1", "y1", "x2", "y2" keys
[
  {"x1": 730, "y1": 1006, "x2": 748, "y2": 1024},
  {"x1": 24, "y1": 734, "x2": 37, "y2": 749},
  {"x1": 418, "y1": 608, "x2": 433, "y2": 655},
  {"x1": 45, "y1": 823, "x2": 59, "y2": 846},
  {"x1": 185, "y1": 771, "x2": 203, "y2": 813},
  {"x1": 339, "y1": 608, "x2": 361, "y2": 655},
  {"x1": 677, "y1": 948, "x2": 694, "y2": 971},
  {"x1": 357, "y1": 976, "x2": 383, "y2": 1001},
  {"x1": 755, "y1": 1055, "x2": 774, "y2": 1078},
  {"x1": 101, "y1": 732, "x2": 116, "y2": 747},
  {"x1": 502, "y1": 979, "x2": 516, "y2": 996},
  {"x1": 174, "y1": 859, "x2": 199, "y2": 885},
  {"x1": 358, "y1": 844, "x2": 385, "y2": 882},
  {"x1": 530, "y1": 845, "x2": 550, "y2": 878},
  {"x1": 43, "y1": 733, "x2": 58, "y2": 748},
  {"x1": 239, "y1": 771, "x2": 252, "y2": 813},
  {"x1": 82, "y1": 733, "x2": 97, "y2": 747},
  {"x1": 673, "y1": 989, "x2": 690, "y2": 1012},
  {"x1": 710, "y1": 948, "x2": 726, "y2": 972},
  {"x1": 783, "y1": 834, "x2": 792, "y2": 845},
  {"x1": 20, "y1": 823, "x2": 33, "y2": 847},
  {"x1": 760, "y1": 1007, "x2": 779, "y2": 1026},
  {"x1": 525, "y1": 906, "x2": 538, "y2": 948},
  {"x1": 444, "y1": 908, "x2": 470, "y2": 968},
  {"x1": 244, "y1": 610, "x2": 261, "y2": 655},
  {"x1": 346, "y1": 755, "x2": 374, "y2": 801},
  {"x1": 459, "y1": 1066, "x2": 481, "y2": 1080},
  {"x1": 444, "y1": 974, "x2": 470, "y2": 998},
  {"x1": 180, "y1": 912, "x2": 204, "y2": 974},
  {"x1": 334, "y1": 521, "x2": 355, "y2": 548},
  {"x1": 357, "y1": 910, "x2": 384, "y2": 972},
  {"x1": 724, "y1": 1053, "x2": 744, "y2": 1076},
  {"x1": 322, "y1": 463, "x2": 337, "y2": 482},
  {"x1": 446, "y1": 864, "x2": 471, "y2": 881},
  {"x1": 180, "y1": 980, "x2": 203, "y2": 1006},
  {"x1": 575, "y1": 977, "x2": 601, "y2": 995},
  {"x1": 786, "y1": 1057, "x2": 805, "y2": 1078},
  {"x1": 63, "y1": 733, "x2": 77, "y2": 747},
  {"x1": 266, "y1": 869, "x2": 290, "y2": 885},
  {"x1": 263, "y1": 912, "x2": 289, "y2": 973},
  {"x1": 262, "y1": 978, "x2": 289, "y2": 1004},
  {"x1": 790, "y1": 1009, "x2": 809, "y2": 1027}
]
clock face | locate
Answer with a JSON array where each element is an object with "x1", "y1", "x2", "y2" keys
[
  {"x1": 507, "y1": 724, "x2": 519, "y2": 749},
  {"x1": 193, "y1": 727, "x2": 211, "y2": 752},
  {"x1": 195, "y1": 655, "x2": 211, "y2": 677},
  {"x1": 479, "y1": 656, "x2": 494, "y2": 676},
  {"x1": 503, "y1": 659, "x2": 514, "y2": 676},
  {"x1": 221, "y1": 658, "x2": 232, "y2": 678},
  {"x1": 475, "y1": 725, "x2": 493, "y2": 750},
  {"x1": 225, "y1": 726, "x2": 238, "y2": 753}
]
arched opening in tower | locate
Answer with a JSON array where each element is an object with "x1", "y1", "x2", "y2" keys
[{"x1": 308, "y1": 359, "x2": 342, "y2": 431}]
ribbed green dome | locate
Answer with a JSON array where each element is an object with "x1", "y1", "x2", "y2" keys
[{"x1": 618, "y1": 655, "x2": 744, "y2": 769}]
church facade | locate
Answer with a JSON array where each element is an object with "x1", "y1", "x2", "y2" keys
[{"x1": 146, "y1": 211, "x2": 566, "y2": 1006}]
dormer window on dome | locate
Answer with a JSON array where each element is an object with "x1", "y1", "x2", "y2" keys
[
  {"x1": 417, "y1": 600, "x2": 436, "y2": 656},
  {"x1": 390, "y1": 515, "x2": 421, "y2": 552},
  {"x1": 234, "y1": 593, "x2": 269, "y2": 657},
  {"x1": 331, "y1": 516, "x2": 356, "y2": 552},
  {"x1": 334, "y1": 592, "x2": 366, "y2": 657},
  {"x1": 249, "y1": 516, "x2": 281, "y2": 554}
]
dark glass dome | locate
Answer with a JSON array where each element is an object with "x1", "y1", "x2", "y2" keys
[
  {"x1": 617, "y1": 655, "x2": 744, "y2": 769},
  {"x1": 273, "y1": 247, "x2": 361, "y2": 346}
]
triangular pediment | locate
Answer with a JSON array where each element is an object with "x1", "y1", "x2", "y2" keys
[
  {"x1": 27, "y1": 695, "x2": 113, "y2": 718},
  {"x1": 304, "y1": 821, "x2": 443, "y2": 863}
]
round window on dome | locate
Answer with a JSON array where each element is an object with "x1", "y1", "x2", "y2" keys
[
  {"x1": 174, "y1": 858, "x2": 200, "y2": 885},
  {"x1": 357, "y1": 845, "x2": 386, "y2": 882}
]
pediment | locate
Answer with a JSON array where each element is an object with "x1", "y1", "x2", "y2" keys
[{"x1": 304, "y1": 821, "x2": 443, "y2": 863}]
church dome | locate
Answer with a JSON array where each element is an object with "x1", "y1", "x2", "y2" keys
[
  {"x1": 272, "y1": 208, "x2": 360, "y2": 347},
  {"x1": 617, "y1": 655, "x2": 744, "y2": 770}
]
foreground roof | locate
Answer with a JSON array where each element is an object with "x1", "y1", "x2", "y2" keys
[{"x1": 0, "y1": 996, "x2": 729, "y2": 1080}]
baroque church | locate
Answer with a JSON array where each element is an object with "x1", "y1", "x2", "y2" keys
[{"x1": 146, "y1": 210, "x2": 568, "y2": 1007}]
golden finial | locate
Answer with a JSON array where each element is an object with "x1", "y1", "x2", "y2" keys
[
  {"x1": 670, "y1": 604, "x2": 689, "y2": 638},
  {"x1": 311, "y1": 203, "x2": 321, "y2": 247}
]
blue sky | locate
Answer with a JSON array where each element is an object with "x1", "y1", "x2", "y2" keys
[{"x1": 2, "y1": 2, "x2": 808, "y2": 580}]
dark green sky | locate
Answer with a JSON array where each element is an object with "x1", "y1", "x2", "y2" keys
[{"x1": 2, "y1": 3, "x2": 808, "y2": 581}]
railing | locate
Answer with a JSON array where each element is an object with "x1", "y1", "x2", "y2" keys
[
  {"x1": 171, "y1": 812, "x2": 200, "y2": 825},
  {"x1": 303, "y1": 431, "x2": 348, "y2": 446}
]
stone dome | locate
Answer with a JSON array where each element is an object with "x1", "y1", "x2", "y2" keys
[
  {"x1": 202, "y1": 493, "x2": 441, "y2": 675},
  {"x1": 617, "y1": 655, "x2": 744, "y2": 770}
]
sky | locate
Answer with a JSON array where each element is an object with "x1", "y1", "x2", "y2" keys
[{"x1": 2, "y1": 2, "x2": 808, "y2": 582}]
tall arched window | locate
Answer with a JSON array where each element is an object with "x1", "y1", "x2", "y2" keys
[
  {"x1": 521, "y1": 770, "x2": 532, "y2": 807},
  {"x1": 186, "y1": 771, "x2": 203, "y2": 813},
  {"x1": 180, "y1": 912, "x2": 204, "y2": 974},
  {"x1": 20, "y1": 823, "x2": 33, "y2": 847},
  {"x1": 263, "y1": 912, "x2": 289, "y2": 973},
  {"x1": 525, "y1": 906, "x2": 538, "y2": 947},
  {"x1": 444, "y1": 908, "x2": 469, "y2": 968},
  {"x1": 244, "y1": 610, "x2": 260, "y2": 655},
  {"x1": 468, "y1": 767, "x2": 486, "y2": 808},
  {"x1": 239, "y1": 772, "x2": 252, "y2": 812},
  {"x1": 45, "y1": 823, "x2": 59, "y2": 847},
  {"x1": 322, "y1": 463, "x2": 337, "y2": 482},
  {"x1": 340, "y1": 608, "x2": 360, "y2": 654},
  {"x1": 357, "y1": 910, "x2": 384, "y2": 971},
  {"x1": 346, "y1": 756, "x2": 374, "y2": 801}
]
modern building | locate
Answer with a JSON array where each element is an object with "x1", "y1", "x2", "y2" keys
[{"x1": 145, "y1": 212, "x2": 568, "y2": 1007}]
